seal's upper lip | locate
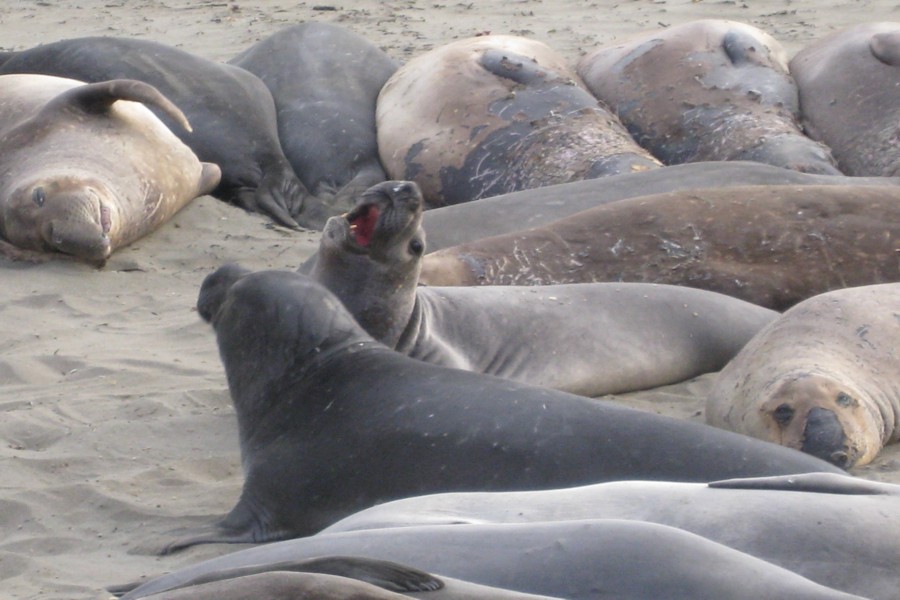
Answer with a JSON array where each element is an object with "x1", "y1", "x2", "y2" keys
[{"x1": 345, "y1": 201, "x2": 380, "y2": 248}]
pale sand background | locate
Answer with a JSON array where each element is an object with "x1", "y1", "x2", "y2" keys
[{"x1": 1, "y1": 1, "x2": 899, "y2": 598}]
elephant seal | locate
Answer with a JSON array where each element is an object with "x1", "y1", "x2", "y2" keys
[
  {"x1": 577, "y1": 20, "x2": 839, "y2": 174},
  {"x1": 298, "y1": 161, "x2": 900, "y2": 270},
  {"x1": 420, "y1": 184, "x2": 900, "y2": 310},
  {"x1": 170, "y1": 266, "x2": 840, "y2": 552},
  {"x1": 229, "y1": 22, "x2": 398, "y2": 215},
  {"x1": 0, "y1": 74, "x2": 220, "y2": 264},
  {"x1": 114, "y1": 556, "x2": 563, "y2": 600},
  {"x1": 0, "y1": 37, "x2": 327, "y2": 228},
  {"x1": 122, "y1": 519, "x2": 864, "y2": 600},
  {"x1": 376, "y1": 34, "x2": 661, "y2": 208},
  {"x1": 706, "y1": 283, "x2": 900, "y2": 468},
  {"x1": 790, "y1": 22, "x2": 900, "y2": 176},
  {"x1": 323, "y1": 473, "x2": 900, "y2": 600},
  {"x1": 310, "y1": 180, "x2": 777, "y2": 396}
]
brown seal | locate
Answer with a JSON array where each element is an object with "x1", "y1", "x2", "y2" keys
[
  {"x1": 706, "y1": 283, "x2": 900, "y2": 468},
  {"x1": 0, "y1": 74, "x2": 220, "y2": 265},
  {"x1": 376, "y1": 34, "x2": 661, "y2": 208},
  {"x1": 577, "y1": 20, "x2": 839, "y2": 174},
  {"x1": 419, "y1": 184, "x2": 900, "y2": 310}
]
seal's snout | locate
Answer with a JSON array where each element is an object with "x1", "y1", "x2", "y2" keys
[{"x1": 801, "y1": 407, "x2": 850, "y2": 468}]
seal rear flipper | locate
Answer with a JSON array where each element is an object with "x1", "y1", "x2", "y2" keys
[
  {"x1": 47, "y1": 79, "x2": 193, "y2": 133},
  {"x1": 708, "y1": 472, "x2": 898, "y2": 495},
  {"x1": 196, "y1": 162, "x2": 223, "y2": 198},
  {"x1": 870, "y1": 31, "x2": 900, "y2": 66}
]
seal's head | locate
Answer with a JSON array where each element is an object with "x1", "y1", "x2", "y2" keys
[
  {"x1": 2, "y1": 175, "x2": 116, "y2": 264},
  {"x1": 758, "y1": 372, "x2": 884, "y2": 468},
  {"x1": 320, "y1": 180, "x2": 426, "y2": 269}
]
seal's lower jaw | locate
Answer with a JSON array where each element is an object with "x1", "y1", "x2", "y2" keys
[{"x1": 42, "y1": 218, "x2": 112, "y2": 263}]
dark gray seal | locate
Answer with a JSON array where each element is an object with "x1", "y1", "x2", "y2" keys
[
  {"x1": 376, "y1": 34, "x2": 661, "y2": 208},
  {"x1": 707, "y1": 283, "x2": 900, "y2": 468},
  {"x1": 790, "y1": 22, "x2": 900, "y2": 176},
  {"x1": 161, "y1": 266, "x2": 840, "y2": 552},
  {"x1": 310, "y1": 180, "x2": 777, "y2": 396},
  {"x1": 420, "y1": 184, "x2": 900, "y2": 310},
  {"x1": 0, "y1": 36, "x2": 330, "y2": 228},
  {"x1": 0, "y1": 74, "x2": 220, "y2": 264},
  {"x1": 577, "y1": 19, "x2": 839, "y2": 174},
  {"x1": 322, "y1": 473, "x2": 900, "y2": 600},
  {"x1": 229, "y1": 22, "x2": 398, "y2": 214},
  {"x1": 122, "y1": 519, "x2": 864, "y2": 600}
]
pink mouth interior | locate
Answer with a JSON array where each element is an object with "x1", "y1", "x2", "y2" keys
[{"x1": 348, "y1": 204, "x2": 380, "y2": 247}]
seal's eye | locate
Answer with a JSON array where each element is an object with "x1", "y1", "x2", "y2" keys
[
  {"x1": 32, "y1": 187, "x2": 46, "y2": 207},
  {"x1": 772, "y1": 403, "x2": 795, "y2": 426},
  {"x1": 409, "y1": 238, "x2": 424, "y2": 256}
]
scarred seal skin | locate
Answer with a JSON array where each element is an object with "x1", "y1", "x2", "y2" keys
[
  {"x1": 376, "y1": 34, "x2": 661, "y2": 208},
  {"x1": 0, "y1": 74, "x2": 220, "y2": 264},
  {"x1": 706, "y1": 283, "x2": 900, "y2": 468},
  {"x1": 420, "y1": 184, "x2": 900, "y2": 311},
  {"x1": 577, "y1": 19, "x2": 839, "y2": 174},
  {"x1": 791, "y1": 22, "x2": 900, "y2": 177}
]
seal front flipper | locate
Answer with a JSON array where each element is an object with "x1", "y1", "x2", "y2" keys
[
  {"x1": 709, "y1": 472, "x2": 899, "y2": 495},
  {"x1": 115, "y1": 556, "x2": 443, "y2": 599},
  {"x1": 722, "y1": 29, "x2": 775, "y2": 67},
  {"x1": 47, "y1": 79, "x2": 193, "y2": 132}
]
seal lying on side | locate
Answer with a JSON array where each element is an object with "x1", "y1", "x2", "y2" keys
[
  {"x1": 790, "y1": 22, "x2": 900, "y2": 176},
  {"x1": 298, "y1": 160, "x2": 900, "y2": 270},
  {"x1": 229, "y1": 23, "x2": 399, "y2": 218},
  {"x1": 0, "y1": 37, "x2": 321, "y2": 228},
  {"x1": 113, "y1": 556, "x2": 563, "y2": 600},
  {"x1": 166, "y1": 266, "x2": 840, "y2": 552},
  {"x1": 420, "y1": 184, "x2": 900, "y2": 310},
  {"x1": 0, "y1": 74, "x2": 220, "y2": 264},
  {"x1": 310, "y1": 181, "x2": 777, "y2": 396},
  {"x1": 706, "y1": 283, "x2": 900, "y2": 468},
  {"x1": 122, "y1": 519, "x2": 864, "y2": 600},
  {"x1": 376, "y1": 34, "x2": 661, "y2": 208},
  {"x1": 323, "y1": 473, "x2": 900, "y2": 600},
  {"x1": 577, "y1": 20, "x2": 839, "y2": 174}
]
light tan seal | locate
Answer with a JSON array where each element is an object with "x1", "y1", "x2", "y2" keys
[
  {"x1": 706, "y1": 283, "x2": 900, "y2": 468},
  {"x1": 0, "y1": 74, "x2": 220, "y2": 265}
]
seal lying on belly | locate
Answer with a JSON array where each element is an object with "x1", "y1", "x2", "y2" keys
[
  {"x1": 310, "y1": 180, "x2": 777, "y2": 396},
  {"x1": 0, "y1": 37, "x2": 319, "y2": 228},
  {"x1": 577, "y1": 19, "x2": 839, "y2": 174},
  {"x1": 322, "y1": 473, "x2": 900, "y2": 600},
  {"x1": 0, "y1": 74, "x2": 220, "y2": 264},
  {"x1": 123, "y1": 519, "x2": 864, "y2": 600},
  {"x1": 161, "y1": 266, "x2": 840, "y2": 552},
  {"x1": 420, "y1": 184, "x2": 900, "y2": 310},
  {"x1": 229, "y1": 22, "x2": 399, "y2": 222},
  {"x1": 376, "y1": 34, "x2": 661, "y2": 208},
  {"x1": 790, "y1": 22, "x2": 900, "y2": 177},
  {"x1": 706, "y1": 283, "x2": 900, "y2": 468}
]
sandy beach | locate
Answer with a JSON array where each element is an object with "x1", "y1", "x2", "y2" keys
[{"x1": 1, "y1": 1, "x2": 898, "y2": 598}]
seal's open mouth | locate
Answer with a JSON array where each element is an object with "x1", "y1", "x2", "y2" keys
[{"x1": 346, "y1": 203, "x2": 380, "y2": 247}]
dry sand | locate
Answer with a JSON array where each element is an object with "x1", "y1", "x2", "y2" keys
[{"x1": 1, "y1": 1, "x2": 898, "y2": 598}]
